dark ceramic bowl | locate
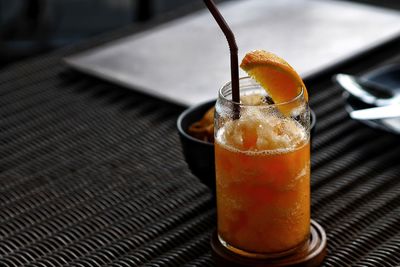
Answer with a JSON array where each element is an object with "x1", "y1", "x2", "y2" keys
[
  {"x1": 177, "y1": 100, "x2": 216, "y2": 191},
  {"x1": 177, "y1": 100, "x2": 316, "y2": 192}
]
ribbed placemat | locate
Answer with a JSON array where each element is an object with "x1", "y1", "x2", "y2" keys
[{"x1": 0, "y1": 23, "x2": 400, "y2": 266}]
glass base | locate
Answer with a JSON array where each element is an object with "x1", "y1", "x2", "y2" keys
[
  {"x1": 218, "y1": 235, "x2": 309, "y2": 259},
  {"x1": 211, "y1": 220, "x2": 327, "y2": 267}
]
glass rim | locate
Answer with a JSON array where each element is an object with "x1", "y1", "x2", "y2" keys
[{"x1": 218, "y1": 76, "x2": 306, "y2": 107}]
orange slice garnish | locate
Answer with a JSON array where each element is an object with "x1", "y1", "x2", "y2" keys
[{"x1": 240, "y1": 50, "x2": 308, "y2": 106}]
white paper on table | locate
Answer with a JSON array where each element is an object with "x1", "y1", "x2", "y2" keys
[{"x1": 65, "y1": 0, "x2": 400, "y2": 106}]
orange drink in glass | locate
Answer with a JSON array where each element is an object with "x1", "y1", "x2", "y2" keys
[{"x1": 214, "y1": 75, "x2": 310, "y2": 258}]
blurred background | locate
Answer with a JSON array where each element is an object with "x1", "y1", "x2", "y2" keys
[{"x1": 0, "y1": 0, "x2": 399, "y2": 69}]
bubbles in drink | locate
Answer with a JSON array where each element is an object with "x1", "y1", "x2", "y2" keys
[{"x1": 216, "y1": 95, "x2": 308, "y2": 153}]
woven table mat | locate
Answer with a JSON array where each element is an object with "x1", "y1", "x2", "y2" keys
[{"x1": 0, "y1": 23, "x2": 400, "y2": 266}]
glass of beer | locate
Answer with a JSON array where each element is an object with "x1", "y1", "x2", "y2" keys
[{"x1": 214, "y1": 76, "x2": 310, "y2": 258}]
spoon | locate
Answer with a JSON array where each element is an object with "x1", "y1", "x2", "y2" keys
[
  {"x1": 334, "y1": 74, "x2": 400, "y2": 106},
  {"x1": 350, "y1": 104, "x2": 400, "y2": 120}
]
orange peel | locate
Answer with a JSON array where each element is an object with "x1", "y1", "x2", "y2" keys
[{"x1": 240, "y1": 50, "x2": 308, "y2": 109}]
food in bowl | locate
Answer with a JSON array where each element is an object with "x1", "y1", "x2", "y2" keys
[{"x1": 188, "y1": 107, "x2": 215, "y2": 143}]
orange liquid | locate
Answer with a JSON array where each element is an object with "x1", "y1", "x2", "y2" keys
[{"x1": 215, "y1": 126, "x2": 310, "y2": 255}]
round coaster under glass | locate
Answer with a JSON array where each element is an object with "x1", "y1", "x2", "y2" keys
[{"x1": 211, "y1": 220, "x2": 327, "y2": 267}]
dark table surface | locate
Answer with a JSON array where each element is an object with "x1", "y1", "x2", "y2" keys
[{"x1": 1, "y1": 12, "x2": 400, "y2": 267}]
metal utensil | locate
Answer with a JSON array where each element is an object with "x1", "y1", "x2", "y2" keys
[
  {"x1": 350, "y1": 104, "x2": 400, "y2": 120},
  {"x1": 334, "y1": 74, "x2": 400, "y2": 106}
]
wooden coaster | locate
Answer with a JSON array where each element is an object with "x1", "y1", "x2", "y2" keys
[{"x1": 211, "y1": 220, "x2": 327, "y2": 267}]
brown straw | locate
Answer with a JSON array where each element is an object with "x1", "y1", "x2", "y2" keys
[{"x1": 203, "y1": 0, "x2": 240, "y2": 104}]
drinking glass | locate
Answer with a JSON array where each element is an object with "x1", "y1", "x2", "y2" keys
[{"x1": 214, "y1": 77, "x2": 310, "y2": 258}]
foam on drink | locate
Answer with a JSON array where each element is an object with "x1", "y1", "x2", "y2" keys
[{"x1": 216, "y1": 95, "x2": 309, "y2": 154}]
